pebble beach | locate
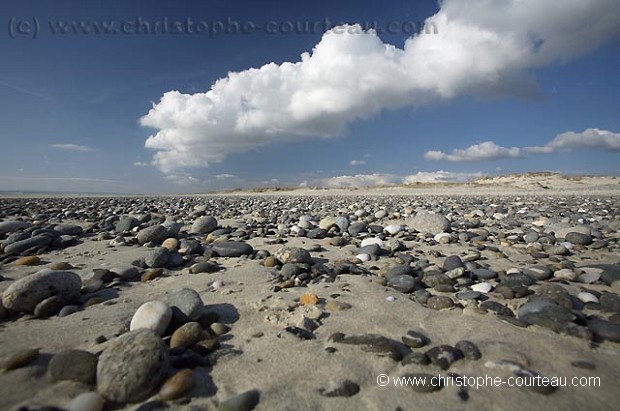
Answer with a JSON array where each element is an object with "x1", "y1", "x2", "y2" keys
[{"x1": 1, "y1": 179, "x2": 620, "y2": 411}]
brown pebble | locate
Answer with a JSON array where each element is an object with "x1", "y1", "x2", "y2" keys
[
  {"x1": 170, "y1": 322, "x2": 204, "y2": 349},
  {"x1": 263, "y1": 256, "x2": 277, "y2": 267},
  {"x1": 251, "y1": 331, "x2": 264, "y2": 338},
  {"x1": 50, "y1": 261, "x2": 74, "y2": 270},
  {"x1": 161, "y1": 238, "x2": 179, "y2": 251},
  {"x1": 2, "y1": 348, "x2": 39, "y2": 371},
  {"x1": 14, "y1": 256, "x2": 41, "y2": 266},
  {"x1": 159, "y1": 368, "x2": 194, "y2": 401},
  {"x1": 300, "y1": 292, "x2": 319, "y2": 306},
  {"x1": 427, "y1": 296, "x2": 454, "y2": 310},
  {"x1": 141, "y1": 268, "x2": 163, "y2": 282},
  {"x1": 278, "y1": 279, "x2": 295, "y2": 289},
  {"x1": 372, "y1": 277, "x2": 387, "y2": 286},
  {"x1": 85, "y1": 296, "x2": 105, "y2": 307}
]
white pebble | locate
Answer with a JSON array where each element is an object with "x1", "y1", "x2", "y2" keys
[
  {"x1": 129, "y1": 300, "x2": 172, "y2": 336},
  {"x1": 65, "y1": 392, "x2": 105, "y2": 411},
  {"x1": 471, "y1": 282, "x2": 492, "y2": 293},
  {"x1": 383, "y1": 224, "x2": 402, "y2": 235},
  {"x1": 356, "y1": 253, "x2": 371, "y2": 262},
  {"x1": 361, "y1": 237, "x2": 383, "y2": 247},
  {"x1": 386, "y1": 296, "x2": 396, "y2": 302},
  {"x1": 211, "y1": 280, "x2": 223, "y2": 290},
  {"x1": 577, "y1": 292, "x2": 599, "y2": 304},
  {"x1": 553, "y1": 268, "x2": 577, "y2": 281}
]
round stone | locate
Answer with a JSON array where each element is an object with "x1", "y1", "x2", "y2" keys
[
  {"x1": 34, "y1": 295, "x2": 67, "y2": 318},
  {"x1": 553, "y1": 268, "x2": 577, "y2": 281},
  {"x1": 218, "y1": 390, "x2": 261, "y2": 411},
  {"x1": 49, "y1": 349, "x2": 98, "y2": 384},
  {"x1": 565, "y1": 232, "x2": 593, "y2": 246},
  {"x1": 161, "y1": 238, "x2": 179, "y2": 251},
  {"x1": 190, "y1": 216, "x2": 218, "y2": 234},
  {"x1": 54, "y1": 224, "x2": 83, "y2": 236},
  {"x1": 115, "y1": 216, "x2": 140, "y2": 233},
  {"x1": 145, "y1": 247, "x2": 169, "y2": 268},
  {"x1": 443, "y1": 255, "x2": 463, "y2": 272},
  {"x1": 2, "y1": 270, "x2": 81, "y2": 313},
  {"x1": 425, "y1": 345, "x2": 462, "y2": 370},
  {"x1": 4, "y1": 235, "x2": 53, "y2": 255},
  {"x1": 136, "y1": 225, "x2": 169, "y2": 245},
  {"x1": 384, "y1": 224, "x2": 402, "y2": 235},
  {"x1": 97, "y1": 329, "x2": 170, "y2": 403},
  {"x1": 407, "y1": 211, "x2": 450, "y2": 234},
  {"x1": 0, "y1": 220, "x2": 30, "y2": 233},
  {"x1": 170, "y1": 322, "x2": 204, "y2": 349},
  {"x1": 427, "y1": 296, "x2": 454, "y2": 310},
  {"x1": 163, "y1": 288, "x2": 204, "y2": 321},
  {"x1": 387, "y1": 275, "x2": 416, "y2": 293},
  {"x1": 2, "y1": 348, "x2": 39, "y2": 371},
  {"x1": 274, "y1": 247, "x2": 312, "y2": 264},
  {"x1": 130, "y1": 301, "x2": 172, "y2": 336}
]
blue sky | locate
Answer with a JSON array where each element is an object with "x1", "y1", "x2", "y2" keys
[{"x1": 1, "y1": 0, "x2": 619, "y2": 193}]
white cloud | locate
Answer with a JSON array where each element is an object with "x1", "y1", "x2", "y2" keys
[
  {"x1": 165, "y1": 173, "x2": 199, "y2": 185},
  {"x1": 215, "y1": 173, "x2": 236, "y2": 180},
  {"x1": 52, "y1": 143, "x2": 95, "y2": 152},
  {"x1": 403, "y1": 171, "x2": 483, "y2": 183},
  {"x1": 133, "y1": 161, "x2": 149, "y2": 167},
  {"x1": 526, "y1": 128, "x2": 620, "y2": 152},
  {"x1": 349, "y1": 159, "x2": 366, "y2": 166},
  {"x1": 141, "y1": 0, "x2": 620, "y2": 174},
  {"x1": 323, "y1": 173, "x2": 400, "y2": 188},
  {"x1": 425, "y1": 141, "x2": 523, "y2": 162}
]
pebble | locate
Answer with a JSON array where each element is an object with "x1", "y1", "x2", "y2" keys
[
  {"x1": 401, "y1": 330, "x2": 428, "y2": 348},
  {"x1": 159, "y1": 369, "x2": 194, "y2": 401},
  {"x1": 130, "y1": 301, "x2": 173, "y2": 336},
  {"x1": 426, "y1": 295, "x2": 454, "y2": 310},
  {"x1": 383, "y1": 224, "x2": 402, "y2": 235},
  {"x1": 274, "y1": 247, "x2": 312, "y2": 264},
  {"x1": 518, "y1": 298, "x2": 575, "y2": 333},
  {"x1": 443, "y1": 255, "x2": 463, "y2": 271},
  {"x1": 191, "y1": 216, "x2": 218, "y2": 234},
  {"x1": 14, "y1": 256, "x2": 41, "y2": 266},
  {"x1": 4, "y1": 234, "x2": 53, "y2": 254},
  {"x1": 325, "y1": 300, "x2": 352, "y2": 312},
  {"x1": 170, "y1": 322, "x2": 204, "y2": 348},
  {"x1": 164, "y1": 288, "x2": 204, "y2": 321},
  {"x1": 218, "y1": 389, "x2": 260, "y2": 411},
  {"x1": 553, "y1": 268, "x2": 577, "y2": 281},
  {"x1": 565, "y1": 232, "x2": 593, "y2": 245},
  {"x1": 49, "y1": 349, "x2": 98, "y2": 384},
  {"x1": 97, "y1": 329, "x2": 170, "y2": 403},
  {"x1": 145, "y1": 247, "x2": 170, "y2": 268},
  {"x1": 212, "y1": 241, "x2": 254, "y2": 257},
  {"x1": 161, "y1": 238, "x2": 179, "y2": 251},
  {"x1": 141, "y1": 268, "x2": 163, "y2": 282},
  {"x1": 65, "y1": 392, "x2": 105, "y2": 411},
  {"x1": 190, "y1": 261, "x2": 220, "y2": 274},
  {"x1": 330, "y1": 333, "x2": 404, "y2": 361},
  {"x1": 211, "y1": 322, "x2": 231, "y2": 336},
  {"x1": 0, "y1": 220, "x2": 30, "y2": 233},
  {"x1": 408, "y1": 211, "x2": 450, "y2": 234},
  {"x1": 471, "y1": 282, "x2": 492, "y2": 293},
  {"x1": 587, "y1": 317, "x2": 620, "y2": 342},
  {"x1": 300, "y1": 292, "x2": 319, "y2": 305},
  {"x1": 600, "y1": 293, "x2": 620, "y2": 313},
  {"x1": 136, "y1": 224, "x2": 170, "y2": 245},
  {"x1": 387, "y1": 275, "x2": 417, "y2": 293},
  {"x1": 2, "y1": 348, "x2": 39, "y2": 371},
  {"x1": 577, "y1": 292, "x2": 599, "y2": 304},
  {"x1": 401, "y1": 352, "x2": 431, "y2": 365},
  {"x1": 2, "y1": 270, "x2": 81, "y2": 313},
  {"x1": 34, "y1": 295, "x2": 67, "y2": 318}
]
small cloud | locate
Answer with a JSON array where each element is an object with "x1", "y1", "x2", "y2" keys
[
  {"x1": 166, "y1": 173, "x2": 199, "y2": 185},
  {"x1": 363, "y1": 153, "x2": 373, "y2": 158},
  {"x1": 133, "y1": 161, "x2": 149, "y2": 167},
  {"x1": 215, "y1": 173, "x2": 236, "y2": 180},
  {"x1": 51, "y1": 143, "x2": 95, "y2": 152},
  {"x1": 402, "y1": 171, "x2": 483, "y2": 184},
  {"x1": 299, "y1": 180, "x2": 308, "y2": 187},
  {"x1": 349, "y1": 159, "x2": 366, "y2": 166},
  {"x1": 425, "y1": 141, "x2": 523, "y2": 162},
  {"x1": 324, "y1": 173, "x2": 399, "y2": 188},
  {"x1": 525, "y1": 128, "x2": 620, "y2": 153}
]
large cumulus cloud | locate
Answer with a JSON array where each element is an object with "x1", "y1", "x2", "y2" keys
[{"x1": 141, "y1": 0, "x2": 620, "y2": 174}]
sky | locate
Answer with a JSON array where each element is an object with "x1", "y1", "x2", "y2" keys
[{"x1": 1, "y1": 0, "x2": 619, "y2": 194}]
